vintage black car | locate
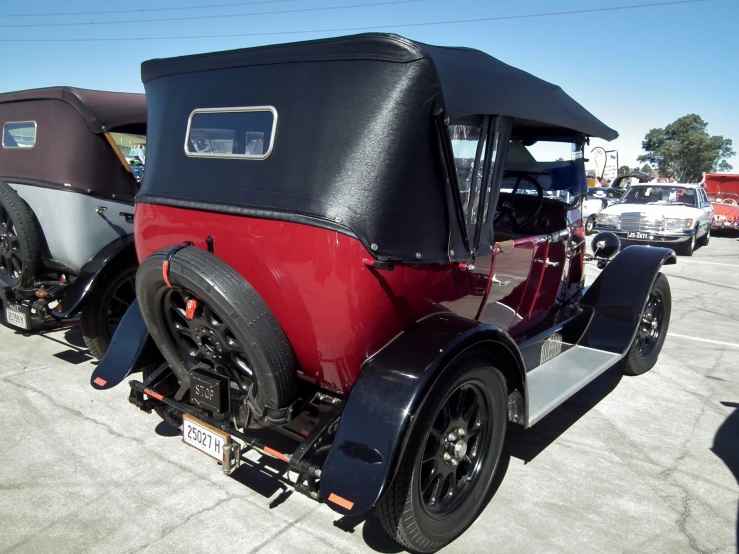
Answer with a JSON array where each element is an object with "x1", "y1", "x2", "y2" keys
[
  {"x1": 92, "y1": 34, "x2": 674, "y2": 552},
  {"x1": 0, "y1": 87, "x2": 146, "y2": 358}
]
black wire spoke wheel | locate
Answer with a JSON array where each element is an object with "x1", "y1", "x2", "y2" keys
[
  {"x1": 0, "y1": 205, "x2": 23, "y2": 284},
  {"x1": 163, "y1": 289, "x2": 254, "y2": 387},
  {"x1": 621, "y1": 273, "x2": 671, "y2": 376},
  {"x1": 376, "y1": 356, "x2": 508, "y2": 553},
  {"x1": 635, "y1": 291, "x2": 663, "y2": 359},
  {"x1": 105, "y1": 275, "x2": 136, "y2": 337},
  {"x1": 420, "y1": 383, "x2": 488, "y2": 517}
]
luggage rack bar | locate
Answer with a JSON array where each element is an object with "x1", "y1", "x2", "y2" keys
[{"x1": 128, "y1": 379, "x2": 323, "y2": 479}]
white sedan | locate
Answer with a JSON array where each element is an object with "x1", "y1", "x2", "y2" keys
[{"x1": 595, "y1": 183, "x2": 712, "y2": 256}]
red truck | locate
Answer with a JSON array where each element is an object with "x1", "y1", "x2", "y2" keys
[{"x1": 705, "y1": 173, "x2": 739, "y2": 233}]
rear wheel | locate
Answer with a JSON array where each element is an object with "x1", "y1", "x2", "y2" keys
[
  {"x1": 376, "y1": 353, "x2": 507, "y2": 553},
  {"x1": 80, "y1": 265, "x2": 137, "y2": 360},
  {"x1": 0, "y1": 182, "x2": 42, "y2": 288},
  {"x1": 621, "y1": 273, "x2": 671, "y2": 376}
]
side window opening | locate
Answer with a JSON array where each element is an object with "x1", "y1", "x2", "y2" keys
[
  {"x1": 185, "y1": 107, "x2": 277, "y2": 160},
  {"x1": 2, "y1": 121, "x2": 36, "y2": 149}
]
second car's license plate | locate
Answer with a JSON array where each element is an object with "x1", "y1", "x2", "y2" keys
[
  {"x1": 627, "y1": 231, "x2": 649, "y2": 239},
  {"x1": 4, "y1": 302, "x2": 30, "y2": 330},
  {"x1": 182, "y1": 414, "x2": 231, "y2": 462}
]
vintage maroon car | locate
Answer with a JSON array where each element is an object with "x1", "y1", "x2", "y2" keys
[{"x1": 91, "y1": 34, "x2": 674, "y2": 552}]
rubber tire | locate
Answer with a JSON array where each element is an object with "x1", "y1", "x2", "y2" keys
[
  {"x1": 621, "y1": 273, "x2": 671, "y2": 376},
  {"x1": 136, "y1": 246, "x2": 297, "y2": 411},
  {"x1": 0, "y1": 181, "x2": 43, "y2": 288},
  {"x1": 375, "y1": 352, "x2": 507, "y2": 553},
  {"x1": 585, "y1": 215, "x2": 596, "y2": 236},
  {"x1": 679, "y1": 231, "x2": 696, "y2": 256},
  {"x1": 80, "y1": 264, "x2": 138, "y2": 360},
  {"x1": 697, "y1": 225, "x2": 710, "y2": 247}
]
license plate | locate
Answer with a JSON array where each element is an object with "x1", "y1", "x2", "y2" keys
[
  {"x1": 182, "y1": 414, "x2": 231, "y2": 462},
  {"x1": 627, "y1": 231, "x2": 649, "y2": 239},
  {"x1": 4, "y1": 302, "x2": 30, "y2": 330}
]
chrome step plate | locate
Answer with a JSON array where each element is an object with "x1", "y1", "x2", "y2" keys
[{"x1": 526, "y1": 345, "x2": 622, "y2": 426}]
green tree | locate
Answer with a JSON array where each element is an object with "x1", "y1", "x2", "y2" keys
[
  {"x1": 618, "y1": 165, "x2": 631, "y2": 176},
  {"x1": 640, "y1": 164, "x2": 655, "y2": 176},
  {"x1": 638, "y1": 114, "x2": 734, "y2": 182}
]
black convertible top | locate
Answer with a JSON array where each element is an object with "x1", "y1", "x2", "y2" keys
[
  {"x1": 139, "y1": 33, "x2": 617, "y2": 263},
  {"x1": 142, "y1": 33, "x2": 616, "y2": 140}
]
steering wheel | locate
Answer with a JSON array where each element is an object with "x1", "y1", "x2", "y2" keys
[{"x1": 494, "y1": 172, "x2": 545, "y2": 231}]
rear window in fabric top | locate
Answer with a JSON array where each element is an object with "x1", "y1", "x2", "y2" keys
[
  {"x1": 2, "y1": 121, "x2": 37, "y2": 149},
  {"x1": 185, "y1": 108, "x2": 276, "y2": 159}
]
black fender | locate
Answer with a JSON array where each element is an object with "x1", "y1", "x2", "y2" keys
[
  {"x1": 580, "y1": 245, "x2": 676, "y2": 355},
  {"x1": 51, "y1": 234, "x2": 137, "y2": 318},
  {"x1": 90, "y1": 300, "x2": 153, "y2": 389},
  {"x1": 319, "y1": 313, "x2": 524, "y2": 516}
]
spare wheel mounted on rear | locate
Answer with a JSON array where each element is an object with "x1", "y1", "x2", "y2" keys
[{"x1": 136, "y1": 245, "x2": 298, "y2": 415}]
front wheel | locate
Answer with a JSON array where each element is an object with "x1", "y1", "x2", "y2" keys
[
  {"x1": 585, "y1": 215, "x2": 596, "y2": 235},
  {"x1": 697, "y1": 225, "x2": 710, "y2": 247},
  {"x1": 375, "y1": 353, "x2": 507, "y2": 553},
  {"x1": 620, "y1": 273, "x2": 671, "y2": 376},
  {"x1": 679, "y1": 231, "x2": 696, "y2": 256}
]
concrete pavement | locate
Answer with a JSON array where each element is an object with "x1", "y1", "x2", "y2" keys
[{"x1": 0, "y1": 236, "x2": 737, "y2": 553}]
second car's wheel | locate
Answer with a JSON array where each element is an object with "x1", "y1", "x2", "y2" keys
[
  {"x1": 0, "y1": 181, "x2": 42, "y2": 288},
  {"x1": 136, "y1": 246, "x2": 298, "y2": 413},
  {"x1": 679, "y1": 231, "x2": 696, "y2": 256},
  {"x1": 620, "y1": 273, "x2": 671, "y2": 376},
  {"x1": 698, "y1": 225, "x2": 710, "y2": 247},
  {"x1": 585, "y1": 215, "x2": 596, "y2": 235},
  {"x1": 376, "y1": 351, "x2": 507, "y2": 553},
  {"x1": 80, "y1": 264, "x2": 137, "y2": 360}
]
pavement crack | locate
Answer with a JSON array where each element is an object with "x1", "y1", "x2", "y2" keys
[{"x1": 129, "y1": 495, "x2": 234, "y2": 553}]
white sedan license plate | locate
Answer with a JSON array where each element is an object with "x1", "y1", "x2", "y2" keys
[
  {"x1": 4, "y1": 303, "x2": 29, "y2": 330},
  {"x1": 627, "y1": 231, "x2": 649, "y2": 239},
  {"x1": 182, "y1": 414, "x2": 231, "y2": 462}
]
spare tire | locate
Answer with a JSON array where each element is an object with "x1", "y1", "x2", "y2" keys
[
  {"x1": 0, "y1": 181, "x2": 43, "y2": 288},
  {"x1": 136, "y1": 246, "x2": 298, "y2": 413}
]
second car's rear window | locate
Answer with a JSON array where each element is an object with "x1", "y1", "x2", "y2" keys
[{"x1": 185, "y1": 107, "x2": 277, "y2": 160}]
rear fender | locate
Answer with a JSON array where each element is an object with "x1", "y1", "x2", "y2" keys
[
  {"x1": 581, "y1": 245, "x2": 676, "y2": 355},
  {"x1": 319, "y1": 313, "x2": 524, "y2": 516},
  {"x1": 51, "y1": 234, "x2": 137, "y2": 318},
  {"x1": 90, "y1": 300, "x2": 154, "y2": 390}
]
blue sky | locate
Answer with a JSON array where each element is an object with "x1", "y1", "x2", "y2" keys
[{"x1": 1, "y1": 0, "x2": 737, "y2": 169}]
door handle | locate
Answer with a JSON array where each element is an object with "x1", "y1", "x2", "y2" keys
[{"x1": 534, "y1": 258, "x2": 560, "y2": 267}]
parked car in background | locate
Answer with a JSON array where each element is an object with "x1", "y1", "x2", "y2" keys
[
  {"x1": 596, "y1": 183, "x2": 712, "y2": 255},
  {"x1": 91, "y1": 34, "x2": 675, "y2": 553},
  {"x1": 704, "y1": 173, "x2": 739, "y2": 234},
  {"x1": 0, "y1": 87, "x2": 146, "y2": 358},
  {"x1": 589, "y1": 186, "x2": 624, "y2": 205},
  {"x1": 583, "y1": 187, "x2": 624, "y2": 234}
]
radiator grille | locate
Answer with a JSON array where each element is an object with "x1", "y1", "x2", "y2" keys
[{"x1": 620, "y1": 212, "x2": 664, "y2": 232}]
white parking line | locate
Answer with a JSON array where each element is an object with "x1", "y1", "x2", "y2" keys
[
  {"x1": 675, "y1": 260, "x2": 739, "y2": 268},
  {"x1": 667, "y1": 333, "x2": 739, "y2": 349}
]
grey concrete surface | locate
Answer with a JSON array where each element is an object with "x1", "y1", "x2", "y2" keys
[{"x1": 1, "y1": 236, "x2": 738, "y2": 553}]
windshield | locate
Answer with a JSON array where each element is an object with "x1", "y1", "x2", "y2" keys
[{"x1": 620, "y1": 185, "x2": 698, "y2": 207}]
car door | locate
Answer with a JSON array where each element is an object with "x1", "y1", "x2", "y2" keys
[{"x1": 698, "y1": 188, "x2": 712, "y2": 234}]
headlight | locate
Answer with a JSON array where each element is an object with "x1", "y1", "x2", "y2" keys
[
  {"x1": 597, "y1": 213, "x2": 621, "y2": 227},
  {"x1": 664, "y1": 218, "x2": 693, "y2": 230}
]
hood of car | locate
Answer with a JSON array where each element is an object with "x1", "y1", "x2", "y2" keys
[{"x1": 601, "y1": 203, "x2": 699, "y2": 219}]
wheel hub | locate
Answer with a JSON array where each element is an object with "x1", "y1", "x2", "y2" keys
[
  {"x1": 195, "y1": 326, "x2": 225, "y2": 356},
  {"x1": 0, "y1": 235, "x2": 9, "y2": 254},
  {"x1": 443, "y1": 427, "x2": 468, "y2": 465}
]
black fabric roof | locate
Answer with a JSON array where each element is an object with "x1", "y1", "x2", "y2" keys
[
  {"x1": 142, "y1": 33, "x2": 617, "y2": 140},
  {"x1": 0, "y1": 87, "x2": 146, "y2": 134}
]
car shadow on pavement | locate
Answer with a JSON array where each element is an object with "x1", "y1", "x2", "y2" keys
[
  {"x1": 25, "y1": 323, "x2": 95, "y2": 365},
  {"x1": 712, "y1": 401, "x2": 739, "y2": 552},
  {"x1": 506, "y1": 365, "x2": 623, "y2": 463}
]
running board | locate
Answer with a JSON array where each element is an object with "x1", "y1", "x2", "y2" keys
[{"x1": 526, "y1": 345, "x2": 623, "y2": 427}]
